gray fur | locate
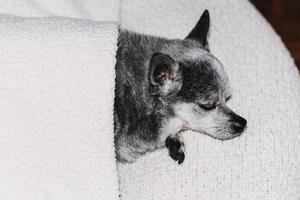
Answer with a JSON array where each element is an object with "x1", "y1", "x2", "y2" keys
[{"x1": 114, "y1": 10, "x2": 247, "y2": 163}]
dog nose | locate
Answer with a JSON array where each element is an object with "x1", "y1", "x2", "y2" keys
[{"x1": 230, "y1": 115, "x2": 247, "y2": 133}]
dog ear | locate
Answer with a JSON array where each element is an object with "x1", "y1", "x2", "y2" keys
[
  {"x1": 149, "y1": 53, "x2": 182, "y2": 96},
  {"x1": 186, "y1": 9, "x2": 210, "y2": 50}
]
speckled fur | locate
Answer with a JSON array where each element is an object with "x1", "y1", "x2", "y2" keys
[{"x1": 114, "y1": 10, "x2": 247, "y2": 163}]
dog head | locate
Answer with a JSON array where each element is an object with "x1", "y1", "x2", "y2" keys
[{"x1": 149, "y1": 10, "x2": 247, "y2": 139}]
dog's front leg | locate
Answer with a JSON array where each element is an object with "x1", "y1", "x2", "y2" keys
[
  {"x1": 165, "y1": 134, "x2": 185, "y2": 164},
  {"x1": 158, "y1": 117, "x2": 186, "y2": 164}
]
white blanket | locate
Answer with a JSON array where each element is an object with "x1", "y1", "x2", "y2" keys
[
  {"x1": 0, "y1": 14, "x2": 119, "y2": 200},
  {"x1": 0, "y1": 0, "x2": 119, "y2": 21},
  {"x1": 0, "y1": 0, "x2": 299, "y2": 200},
  {"x1": 119, "y1": 0, "x2": 300, "y2": 199}
]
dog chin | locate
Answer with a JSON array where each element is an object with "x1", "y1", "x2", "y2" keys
[{"x1": 195, "y1": 130, "x2": 242, "y2": 140}]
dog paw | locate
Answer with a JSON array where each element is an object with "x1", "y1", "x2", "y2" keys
[{"x1": 165, "y1": 136, "x2": 185, "y2": 164}]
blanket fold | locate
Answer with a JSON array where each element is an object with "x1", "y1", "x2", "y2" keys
[{"x1": 0, "y1": 16, "x2": 119, "y2": 200}]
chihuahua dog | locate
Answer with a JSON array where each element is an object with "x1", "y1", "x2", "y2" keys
[{"x1": 114, "y1": 10, "x2": 247, "y2": 164}]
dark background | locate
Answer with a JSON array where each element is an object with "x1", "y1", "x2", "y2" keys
[{"x1": 251, "y1": 0, "x2": 300, "y2": 71}]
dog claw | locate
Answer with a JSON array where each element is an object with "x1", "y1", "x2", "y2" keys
[
  {"x1": 177, "y1": 152, "x2": 185, "y2": 164},
  {"x1": 165, "y1": 136, "x2": 185, "y2": 164}
]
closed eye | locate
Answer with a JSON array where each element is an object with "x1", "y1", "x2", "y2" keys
[
  {"x1": 198, "y1": 103, "x2": 215, "y2": 111},
  {"x1": 225, "y1": 95, "x2": 232, "y2": 102}
]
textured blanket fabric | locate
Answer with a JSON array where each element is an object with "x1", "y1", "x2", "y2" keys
[
  {"x1": 0, "y1": 0, "x2": 119, "y2": 21},
  {"x1": 119, "y1": 0, "x2": 300, "y2": 199},
  {"x1": 0, "y1": 17, "x2": 119, "y2": 200},
  {"x1": 0, "y1": 0, "x2": 299, "y2": 199}
]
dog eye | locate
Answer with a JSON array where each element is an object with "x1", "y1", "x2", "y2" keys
[
  {"x1": 199, "y1": 104, "x2": 215, "y2": 111},
  {"x1": 225, "y1": 95, "x2": 231, "y2": 102}
]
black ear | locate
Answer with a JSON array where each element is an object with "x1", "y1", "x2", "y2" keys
[
  {"x1": 149, "y1": 53, "x2": 182, "y2": 96},
  {"x1": 186, "y1": 9, "x2": 210, "y2": 49}
]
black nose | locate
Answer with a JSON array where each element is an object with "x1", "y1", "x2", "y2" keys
[{"x1": 230, "y1": 115, "x2": 247, "y2": 133}]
